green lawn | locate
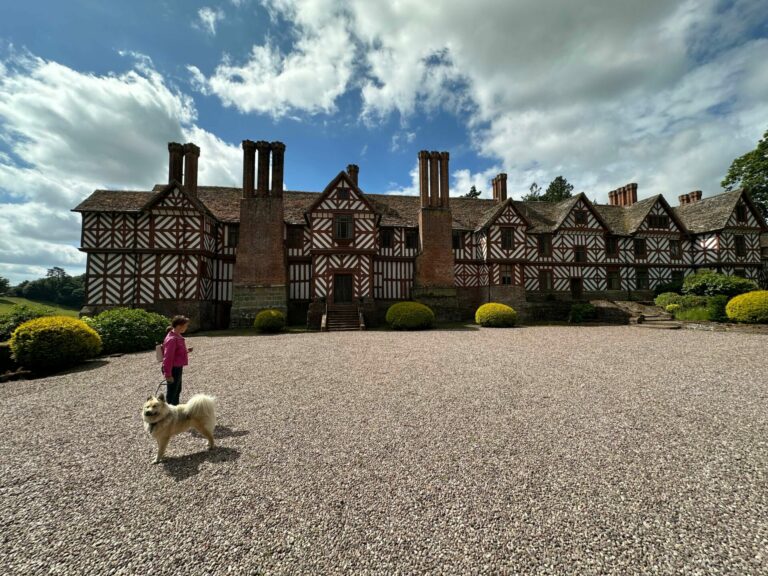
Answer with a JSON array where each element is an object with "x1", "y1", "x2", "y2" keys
[{"x1": 0, "y1": 297, "x2": 80, "y2": 317}]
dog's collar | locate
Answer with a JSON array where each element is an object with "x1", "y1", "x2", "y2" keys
[{"x1": 147, "y1": 412, "x2": 170, "y2": 434}]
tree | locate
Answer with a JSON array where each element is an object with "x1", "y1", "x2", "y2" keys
[
  {"x1": 722, "y1": 128, "x2": 768, "y2": 219},
  {"x1": 461, "y1": 185, "x2": 482, "y2": 199},
  {"x1": 0, "y1": 276, "x2": 9, "y2": 295},
  {"x1": 542, "y1": 176, "x2": 574, "y2": 202},
  {"x1": 521, "y1": 182, "x2": 543, "y2": 201},
  {"x1": 47, "y1": 266, "x2": 67, "y2": 279}
]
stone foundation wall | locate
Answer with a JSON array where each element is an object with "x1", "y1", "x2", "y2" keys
[{"x1": 229, "y1": 285, "x2": 287, "y2": 328}]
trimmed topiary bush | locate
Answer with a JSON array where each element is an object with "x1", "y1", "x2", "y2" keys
[
  {"x1": 0, "y1": 341, "x2": 16, "y2": 373},
  {"x1": 568, "y1": 303, "x2": 597, "y2": 324},
  {"x1": 385, "y1": 302, "x2": 435, "y2": 330},
  {"x1": 654, "y1": 280, "x2": 684, "y2": 296},
  {"x1": 654, "y1": 292, "x2": 681, "y2": 308},
  {"x1": 84, "y1": 308, "x2": 169, "y2": 355},
  {"x1": 0, "y1": 303, "x2": 56, "y2": 342},
  {"x1": 475, "y1": 303, "x2": 517, "y2": 327},
  {"x1": 706, "y1": 295, "x2": 730, "y2": 323},
  {"x1": 725, "y1": 291, "x2": 768, "y2": 324},
  {"x1": 10, "y1": 316, "x2": 102, "y2": 373},
  {"x1": 682, "y1": 270, "x2": 757, "y2": 297},
  {"x1": 254, "y1": 309, "x2": 286, "y2": 333}
]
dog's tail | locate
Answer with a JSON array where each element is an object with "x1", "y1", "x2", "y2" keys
[{"x1": 185, "y1": 394, "x2": 217, "y2": 425}]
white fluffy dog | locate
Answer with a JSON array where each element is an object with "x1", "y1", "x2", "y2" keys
[{"x1": 141, "y1": 393, "x2": 217, "y2": 463}]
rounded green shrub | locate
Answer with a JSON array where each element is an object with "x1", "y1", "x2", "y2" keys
[
  {"x1": 568, "y1": 303, "x2": 597, "y2": 324},
  {"x1": 0, "y1": 303, "x2": 56, "y2": 342},
  {"x1": 85, "y1": 308, "x2": 169, "y2": 355},
  {"x1": 706, "y1": 295, "x2": 730, "y2": 323},
  {"x1": 725, "y1": 291, "x2": 768, "y2": 324},
  {"x1": 654, "y1": 292, "x2": 681, "y2": 308},
  {"x1": 678, "y1": 294, "x2": 709, "y2": 310},
  {"x1": 665, "y1": 303, "x2": 681, "y2": 314},
  {"x1": 385, "y1": 302, "x2": 435, "y2": 330},
  {"x1": 254, "y1": 309, "x2": 285, "y2": 333},
  {"x1": 682, "y1": 270, "x2": 757, "y2": 297},
  {"x1": 475, "y1": 303, "x2": 517, "y2": 327},
  {"x1": 10, "y1": 316, "x2": 102, "y2": 373}
]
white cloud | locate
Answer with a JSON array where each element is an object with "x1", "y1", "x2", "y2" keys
[
  {"x1": 196, "y1": 7, "x2": 225, "y2": 36},
  {"x1": 189, "y1": 0, "x2": 356, "y2": 116},
  {"x1": 0, "y1": 50, "x2": 240, "y2": 284}
]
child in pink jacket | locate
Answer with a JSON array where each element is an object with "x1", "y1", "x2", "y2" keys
[{"x1": 162, "y1": 315, "x2": 193, "y2": 405}]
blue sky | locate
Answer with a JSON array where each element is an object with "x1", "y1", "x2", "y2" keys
[{"x1": 0, "y1": 0, "x2": 767, "y2": 284}]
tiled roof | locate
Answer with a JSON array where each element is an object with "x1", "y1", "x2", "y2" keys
[
  {"x1": 672, "y1": 189, "x2": 742, "y2": 233},
  {"x1": 74, "y1": 185, "x2": 754, "y2": 235}
]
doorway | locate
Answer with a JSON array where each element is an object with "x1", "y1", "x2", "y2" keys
[
  {"x1": 569, "y1": 277, "x2": 583, "y2": 300},
  {"x1": 333, "y1": 274, "x2": 353, "y2": 304}
]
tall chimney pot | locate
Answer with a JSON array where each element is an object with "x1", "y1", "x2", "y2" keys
[
  {"x1": 255, "y1": 141, "x2": 270, "y2": 197},
  {"x1": 429, "y1": 151, "x2": 440, "y2": 207},
  {"x1": 242, "y1": 140, "x2": 256, "y2": 198},
  {"x1": 270, "y1": 141, "x2": 285, "y2": 197},
  {"x1": 346, "y1": 164, "x2": 359, "y2": 187},
  {"x1": 689, "y1": 190, "x2": 702, "y2": 203},
  {"x1": 498, "y1": 173, "x2": 507, "y2": 202},
  {"x1": 168, "y1": 142, "x2": 184, "y2": 184},
  {"x1": 182, "y1": 143, "x2": 200, "y2": 197},
  {"x1": 439, "y1": 151, "x2": 450, "y2": 208},
  {"x1": 418, "y1": 151, "x2": 430, "y2": 208}
]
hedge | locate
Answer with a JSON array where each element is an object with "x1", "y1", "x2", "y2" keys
[
  {"x1": 569, "y1": 303, "x2": 597, "y2": 324},
  {"x1": 706, "y1": 295, "x2": 730, "y2": 323},
  {"x1": 475, "y1": 303, "x2": 517, "y2": 327},
  {"x1": 654, "y1": 292, "x2": 681, "y2": 308},
  {"x1": 10, "y1": 316, "x2": 102, "y2": 373},
  {"x1": 85, "y1": 308, "x2": 169, "y2": 355},
  {"x1": 0, "y1": 303, "x2": 56, "y2": 342},
  {"x1": 682, "y1": 270, "x2": 757, "y2": 297},
  {"x1": 385, "y1": 302, "x2": 435, "y2": 330},
  {"x1": 725, "y1": 291, "x2": 768, "y2": 324},
  {"x1": 254, "y1": 309, "x2": 286, "y2": 333}
]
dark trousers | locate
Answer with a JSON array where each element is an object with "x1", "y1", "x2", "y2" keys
[{"x1": 167, "y1": 366, "x2": 183, "y2": 405}]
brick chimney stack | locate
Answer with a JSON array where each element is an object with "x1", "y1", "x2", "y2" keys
[
  {"x1": 346, "y1": 164, "x2": 359, "y2": 187},
  {"x1": 182, "y1": 143, "x2": 200, "y2": 198},
  {"x1": 242, "y1": 140, "x2": 256, "y2": 198},
  {"x1": 492, "y1": 173, "x2": 508, "y2": 203},
  {"x1": 231, "y1": 139, "x2": 288, "y2": 327},
  {"x1": 168, "y1": 142, "x2": 184, "y2": 184},
  {"x1": 414, "y1": 150, "x2": 455, "y2": 290},
  {"x1": 608, "y1": 183, "x2": 638, "y2": 206},
  {"x1": 688, "y1": 190, "x2": 702, "y2": 203}
]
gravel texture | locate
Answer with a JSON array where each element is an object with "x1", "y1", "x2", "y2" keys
[{"x1": 1, "y1": 326, "x2": 767, "y2": 575}]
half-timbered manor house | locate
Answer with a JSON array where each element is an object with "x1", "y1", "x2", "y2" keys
[{"x1": 74, "y1": 141, "x2": 767, "y2": 329}]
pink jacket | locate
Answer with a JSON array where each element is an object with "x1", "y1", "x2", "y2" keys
[{"x1": 162, "y1": 331, "x2": 189, "y2": 378}]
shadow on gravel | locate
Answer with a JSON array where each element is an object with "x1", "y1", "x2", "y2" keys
[
  {"x1": 59, "y1": 360, "x2": 110, "y2": 375},
  {"x1": 162, "y1": 446, "x2": 241, "y2": 481},
  {"x1": 190, "y1": 425, "x2": 250, "y2": 440}
]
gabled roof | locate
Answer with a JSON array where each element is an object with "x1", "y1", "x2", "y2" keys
[
  {"x1": 305, "y1": 171, "x2": 378, "y2": 216},
  {"x1": 672, "y1": 189, "x2": 766, "y2": 233},
  {"x1": 476, "y1": 197, "x2": 532, "y2": 231},
  {"x1": 511, "y1": 193, "x2": 610, "y2": 233},
  {"x1": 594, "y1": 194, "x2": 687, "y2": 235}
]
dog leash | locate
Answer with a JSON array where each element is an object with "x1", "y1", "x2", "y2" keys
[{"x1": 155, "y1": 380, "x2": 167, "y2": 396}]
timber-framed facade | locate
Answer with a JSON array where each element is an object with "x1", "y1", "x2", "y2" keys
[{"x1": 73, "y1": 141, "x2": 767, "y2": 329}]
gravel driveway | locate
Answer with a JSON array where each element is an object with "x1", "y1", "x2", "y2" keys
[{"x1": 1, "y1": 326, "x2": 767, "y2": 575}]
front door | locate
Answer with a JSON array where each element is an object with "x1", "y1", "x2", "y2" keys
[
  {"x1": 570, "y1": 277, "x2": 583, "y2": 300},
  {"x1": 333, "y1": 274, "x2": 353, "y2": 304}
]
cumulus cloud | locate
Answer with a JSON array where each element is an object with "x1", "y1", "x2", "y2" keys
[
  {"x1": 196, "y1": 7, "x2": 225, "y2": 36},
  {"x1": 190, "y1": 0, "x2": 767, "y2": 201},
  {"x1": 188, "y1": 0, "x2": 356, "y2": 116},
  {"x1": 0, "y1": 50, "x2": 240, "y2": 284}
]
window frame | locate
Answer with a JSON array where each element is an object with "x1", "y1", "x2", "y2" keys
[
  {"x1": 539, "y1": 269, "x2": 553, "y2": 291},
  {"x1": 633, "y1": 238, "x2": 647, "y2": 258},
  {"x1": 605, "y1": 235, "x2": 619, "y2": 258},
  {"x1": 333, "y1": 214, "x2": 355, "y2": 241},
  {"x1": 225, "y1": 225, "x2": 239, "y2": 248},
  {"x1": 404, "y1": 229, "x2": 419, "y2": 250},
  {"x1": 573, "y1": 245, "x2": 588, "y2": 264},
  {"x1": 669, "y1": 239, "x2": 682, "y2": 260},
  {"x1": 735, "y1": 203, "x2": 747, "y2": 223},
  {"x1": 635, "y1": 267, "x2": 650, "y2": 290},
  {"x1": 286, "y1": 226, "x2": 304, "y2": 249},
  {"x1": 336, "y1": 187, "x2": 351, "y2": 201},
  {"x1": 380, "y1": 228, "x2": 394, "y2": 249},
  {"x1": 671, "y1": 270, "x2": 685, "y2": 285},
  {"x1": 452, "y1": 230, "x2": 464, "y2": 250},
  {"x1": 500, "y1": 264, "x2": 513, "y2": 285},
  {"x1": 648, "y1": 214, "x2": 669, "y2": 229},
  {"x1": 574, "y1": 210, "x2": 588, "y2": 227},
  {"x1": 606, "y1": 267, "x2": 621, "y2": 290},
  {"x1": 500, "y1": 227, "x2": 515, "y2": 251},
  {"x1": 734, "y1": 235, "x2": 747, "y2": 257},
  {"x1": 538, "y1": 234, "x2": 553, "y2": 257}
]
